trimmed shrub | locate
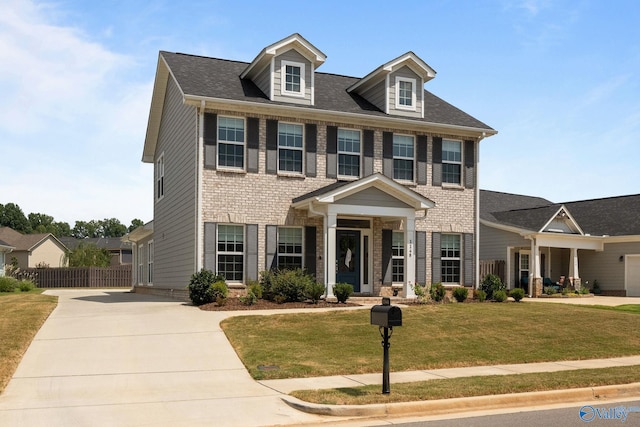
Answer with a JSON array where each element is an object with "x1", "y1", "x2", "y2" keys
[
  {"x1": 413, "y1": 283, "x2": 430, "y2": 304},
  {"x1": 493, "y1": 290, "x2": 507, "y2": 302},
  {"x1": 510, "y1": 288, "x2": 525, "y2": 302},
  {"x1": 270, "y1": 269, "x2": 314, "y2": 303},
  {"x1": 211, "y1": 280, "x2": 229, "y2": 305},
  {"x1": 333, "y1": 282, "x2": 353, "y2": 303},
  {"x1": 452, "y1": 287, "x2": 468, "y2": 302},
  {"x1": 475, "y1": 289, "x2": 487, "y2": 302},
  {"x1": 259, "y1": 270, "x2": 276, "y2": 300},
  {"x1": 0, "y1": 276, "x2": 19, "y2": 293},
  {"x1": 187, "y1": 269, "x2": 224, "y2": 306},
  {"x1": 239, "y1": 290, "x2": 257, "y2": 306},
  {"x1": 305, "y1": 282, "x2": 326, "y2": 304},
  {"x1": 544, "y1": 286, "x2": 556, "y2": 295},
  {"x1": 18, "y1": 280, "x2": 36, "y2": 292},
  {"x1": 480, "y1": 274, "x2": 505, "y2": 300},
  {"x1": 247, "y1": 280, "x2": 263, "y2": 300},
  {"x1": 430, "y1": 283, "x2": 445, "y2": 302}
]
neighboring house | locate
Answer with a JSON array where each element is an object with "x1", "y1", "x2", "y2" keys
[
  {"x1": 59, "y1": 237, "x2": 134, "y2": 266},
  {"x1": 480, "y1": 190, "x2": 640, "y2": 297},
  {"x1": 0, "y1": 227, "x2": 68, "y2": 268},
  {"x1": 122, "y1": 221, "x2": 154, "y2": 287},
  {"x1": 131, "y1": 33, "x2": 496, "y2": 300},
  {"x1": 0, "y1": 239, "x2": 14, "y2": 276}
]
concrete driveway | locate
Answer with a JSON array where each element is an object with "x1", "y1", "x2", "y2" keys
[{"x1": 0, "y1": 289, "x2": 332, "y2": 427}]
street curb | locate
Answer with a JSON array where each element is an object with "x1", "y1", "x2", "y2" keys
[{"x1": 281, "y1": 382, "x2": 640, "y2": 417}]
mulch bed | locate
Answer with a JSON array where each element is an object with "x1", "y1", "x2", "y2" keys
[{"x1": 199, "y1": 298, "x2": 361, "y2": 311}]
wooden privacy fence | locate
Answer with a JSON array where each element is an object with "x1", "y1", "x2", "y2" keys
[
  {"x1": 479, "y1": 260, "x2": 506, "y2": 283},
  {"x1": 23, "y1": 265, "x2": 132, "y2": 288}
]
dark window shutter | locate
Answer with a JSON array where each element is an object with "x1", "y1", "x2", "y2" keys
[
  {"x1": 415, "y1": 231, "x2": 426, "y2": 285},
  {"x1": 246, "y1": 117, "x2": 259, "y2": 173},
  {"x1": 266, "y1": 120, "x2": 278, "y2": 174},
  {"x1": 204, "y1": 222, "x2": 217, "y2": 272},
  {"x1": 432, "y1": 232, "x2": 442, "y2": 283},
  {"x1": 416, "y1": 135, "x2": 427, "y2": 185},
  {"x1": 326, "y1": 126, "x2": 337, "y2": 178},
  {"x1": 265, "y1": 225, "x2": 278, "y2": 270},
  {"x1": 363, "y1": 129, "x2": 374, "y2": 177},
  {"x1": 432, "y1": 137, "x2": 442, "y2": 186},
  {"x1": 305, "y1": 124, "x2": 317, "y2": 177},
  {"x1": 246, "y1": 224, "x2": 258, "y2": 282},
  {"x1": 204, "y1": 113, "x2": 217, "y2": 169},
  {"x1": 464, "y1": 140, "x2": 475, "y2": 189},
  {"x1": 464, "y1": 233, "x2": 474, "y2": 286},
  {"x1": 382, "y1": 132, "x2": 393, "y2": 179},
  {"x1": 382, "y1": 229, "x2": 392, "y2": 286},
  {"x1": 304, "y1": 226, "x2": 316, "y2": 277}
]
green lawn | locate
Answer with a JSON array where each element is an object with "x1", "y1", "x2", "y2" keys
[
  {"x1": 0, "y1": 291, "x2": 58, "y2": 393},
  {"x1": 221, "y1": 303, "x2": 640, "y2": 380}
]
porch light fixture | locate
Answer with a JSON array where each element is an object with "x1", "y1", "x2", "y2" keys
[{"x1": 619, "y1": 256, "x2": 624, "y2": 262}]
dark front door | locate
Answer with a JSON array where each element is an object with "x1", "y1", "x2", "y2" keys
[{"x1": 336, "y1": 230, "x2": 360, "y2": 292}]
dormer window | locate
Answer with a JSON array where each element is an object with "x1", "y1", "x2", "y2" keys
[
  {"x1": 282, "y1": 60, "x2": 305, "y2": 97},
  {"x1": 396, "y1": 77, "x2": 416, "y2": 110}
]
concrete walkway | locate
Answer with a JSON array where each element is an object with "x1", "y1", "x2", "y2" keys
[{"x1": 1, "y1": 290, "x2": 639, "y2": 426}]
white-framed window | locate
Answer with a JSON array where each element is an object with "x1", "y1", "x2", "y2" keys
[
  {"x1": 156, "y1": 153, "x2": 164, "y2": 201},
  {"x1": 147, "y1": 240, "x2": 153, "y2": 285},
  {"x1": 392, "y1": 231, "x2": 405, "y2": 283},
  {"x1": 442, "y1": 139, "x2": 462, "y2": 185},
  {"x1": 396, "y1": 77, "x2": 416, "y2": 110},
  {"x1": 338, "y1": 128, "x2": 361, "y2": 178},
  {"x1": 393, "y1": 134, "x2": 414, "y2": 181},
  {"x1": 137, "y1": 244, "x2": 144, "y2": 285},
  {"x1": 277, "y1": 227, "x2": 303, "y2": 270},
  {"x1": 217, "y1": 116, "x2": 245, "y2": 170},
  {"x1": 217, "y1": 224, "x2": 244, "y2": 282},
  {"x1": 441, "y1": 234, "x2": 461, "y2": 283},
  {"x1": 281, "y1": 60, "x2": 305, "y2": 97},
  {"x1": 278, "y1": 122, "x2": 303, "y2": 173}
]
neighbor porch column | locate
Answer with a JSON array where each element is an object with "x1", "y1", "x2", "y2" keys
[
  {"x1": 326, "y1": 213, "x2": 337, "y2": 298},
  {"x1": 405, "y1": 217, "x2": 416, "y2": 298},
  {"x1": 532, "y1": 238, "x2": 541, "y2": 297},
  {"x1": 569, "y1": 247, "x2": 580, "y2": 290}
]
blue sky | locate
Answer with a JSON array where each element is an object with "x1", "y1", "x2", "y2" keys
[{"x1": 1, "y1": 0, "x2": 639, "y2": 225}]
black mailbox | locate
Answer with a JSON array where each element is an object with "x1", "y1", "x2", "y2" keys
[{"x1": 370, "y1": 304, "x2": 402, "y2": 328}]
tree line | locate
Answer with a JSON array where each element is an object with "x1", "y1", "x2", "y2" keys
[{"x1": 0, "y1": 202, "x2": 144, "y2": 238}]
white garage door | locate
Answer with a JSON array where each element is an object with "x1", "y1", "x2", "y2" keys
[{"x1": 627, "y1": 255, "x2": 640, "y2": 297}]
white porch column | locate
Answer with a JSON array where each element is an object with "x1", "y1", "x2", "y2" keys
[
  {"x1": 326, "y1": 213, "x2": 337, "y2": 298},
  {"x1": 405, "y1": 217, "x2": 416, "y2": 298},
  {"x1": 569, "y1": 247, "x2": 579, "y2": 288}
]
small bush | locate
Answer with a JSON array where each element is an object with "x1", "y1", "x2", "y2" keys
[
  {"x1": 211, "y1": 280, "x2": 229, "y2": 305},
  {"x1": 247, "y1": 280, "x2": 263, "y2": 300},
  {"x1": 413, "y1": 283, "x2": 430, "y2": 304},
  {"x1": 493, "y1": 290, "x2": 507, "y2": 302},
  {"x1": 430, "y1": 283, "x2": 445, "y2": 302},
  {"x1": 475, "y1": 289, "x2": 487, "y2": 302},
  {"x1": 0, "y1": 276, "x2": 18, "y2": 293},
  {"x1": 187, "y1": 269, "x2": 224, "y2": 306},
  {"x1": 259, "y1": 270, "x2": 276, "y2": 300},
  {"x1": 480, "y1": 274, "x2": 505, "y2": 300},
  {"x1": 544, "y1": 286, "x2": 556, "y2": 295},
  {"x1": 18, "y1": 280, "x2": 36, "y2": 292},
  {"x1": 452, "y1": 287, "x2": 468, "y2": 302},
  {"x1": 333, "y1": 282, "x2": 353, "y2": 303},
  {"x1": 239, "y1": 290, "x2": 257, "y2": 306},
  {"x1": 270, "y1": 269, "x2": 314, "y2": 302},
  {"x1": 510, "y1": 288, "x2": 525, "y2": 302},
  {"x1": 305, "y1": 282, "x2": 326, "y2": 304}
]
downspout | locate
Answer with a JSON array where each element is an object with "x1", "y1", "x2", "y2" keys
[
  {"x1": 196, "y1": 100, "x2": 205, "y2": 271},
  {"x1": 308, "y1": 201, "x2": 328, "y2": 295},
  {"x1": 475, "y1": 133, "x2": 485, "y2": 289}
]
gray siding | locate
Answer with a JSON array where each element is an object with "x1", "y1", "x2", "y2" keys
[
  {"x1": 254, "y1": 63, "x2": 271, "y2": 99},
  {"x1": 360, "y1": 79, "x2": 386, "y2": 113},
  {"x1": 479, "y1": 223, "x2": 528, "y2": 260},
  {"x1": 335, "y1": 187, "x2": 412, "y2": 208},
  {"x1": 154, "y1": 77, "x2": 198, "y2": 289},
  {"x1": 579, "y1": 242, "x2": 640, "y2": 292},
  {"x1": 273, "y1": 49, "x2": 313, "y2": 105},
  {"x1": 388, "y1": 66, "x2": 422, "y2": 118}
]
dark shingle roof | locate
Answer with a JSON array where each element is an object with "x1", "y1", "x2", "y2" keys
[
  {"x1": 160, "y1": 51, "x2": 494, "y2": 130},
  {"x1": 481, "y1": 190, "x2": 640, "y2": 236}
]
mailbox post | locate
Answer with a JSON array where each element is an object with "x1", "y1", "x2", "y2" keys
[{"x1": 370, "y1": 297, "x2": 402, "y2": 394}]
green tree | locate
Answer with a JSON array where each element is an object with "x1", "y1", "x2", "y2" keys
[
  {"x1": 0, "y1": 203, "x2": 31, "y2": 233},
  {"x1": 72, "y1": 220, "x2": 100, "y2": 239},
  {"x1": 99, "y1": 218, "x2": 127, "y2": 238},
  {"x1": 128, "y1": 218, "x2": 144, "y2": 232},
  {"x1": 66, "y1": 242, "x2": 111, "y2": 267}
]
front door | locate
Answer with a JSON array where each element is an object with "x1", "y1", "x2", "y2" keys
[
  {"x1": 336, "y1": 230, "x2": 360, "y2": 292},
  {"x1": 519, "y1": 250, "x2": 530, "y2": 293}
]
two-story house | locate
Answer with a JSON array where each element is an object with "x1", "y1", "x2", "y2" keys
[{"x1": 131, "y1": 33, "x2": 496, "y2": 300}]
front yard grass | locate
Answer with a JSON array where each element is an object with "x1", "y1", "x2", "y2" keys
[
  {"x1": 0, "y1": 290, "x2": 58, "y2": 393},
  {"x1": 221, "y1": 303, "x2": 640, "y2": 381}
]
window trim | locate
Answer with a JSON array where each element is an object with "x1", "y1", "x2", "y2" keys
[
  {"x1": 216, "y1": 224, "x2": 245, "y2": 283},
  {"x1": 392, "y1": 231, "x2": 405, "y2": 284},
  {"x1": 395, "y1": 76, "x2": 416, "y2": 111},
  {"x1": 392, "y1": 133, "x2": 415, "y2": 183},
  {"x1": 441, "y1": 233, "x2": 461, "y2": 284},
  {"x1": 281, "y1": 60, "x2": 306, "y2": 98},
  {"x1": 277, "y1": 122, "x2": 304, "y2": 175},
  {"x1": 137, "y1": 244, "x2": 144, "y2": 285},
  {"x1": 147, "y1": 240, "x2": 153, "y2": 285},
  {"x1": 442, "y1": 139, "x2": 463, "y2": 186},
  {"x1": 337, "y1": 128, "x2": 362, "y2": 179},
  {"x1": 276, "y1": 226, "x2": 304, "y2": 270},
  {"x1": 156, "y1": 152, "x2": 164, "y2": 201},
  {"x1": 217, "y1": 116, "x2": 246, "y2": 171}
]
